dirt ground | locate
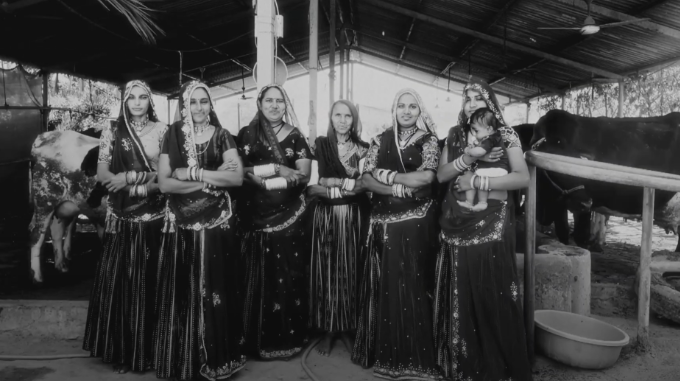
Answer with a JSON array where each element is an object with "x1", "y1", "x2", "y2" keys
[{"x1": 1, "y1": 216, "x2": 679, "y2": 380}]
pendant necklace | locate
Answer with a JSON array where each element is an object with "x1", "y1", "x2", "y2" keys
[
  {"x1": 130, "y1": 116, "x2": 148, "y2": 133},
  {"x1": 194, "y1": 121, "x2": 210, "y2": 137},
  {"x1": 398, "y1": 127, "x2": 418, "y2": 149},
  {"x1": 272, "y1": 122, "x2": 285, "y2": 136}
]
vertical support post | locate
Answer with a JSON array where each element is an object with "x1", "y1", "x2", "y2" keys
[
  {"x1": 618, "y1": 78, "x2": 625, "y2": 118},
  {"x1": 308, "y1": 0, "x2": 319, "y2": 141},
  {"x1": 339, "y1": 30, "x2": 345, "y2": 100},
  {"x1": 167, "y1": 97, "x2": 171, "y2": 125},
  {"x1": 637, "y1": 187, "x2": 654, "y2": 350},
  {"x1": 255, "y1": 0, "x2": 276, "y2": 90},
  {"x1": 525, "y1": 164, "x2": 537, "y2": 365},
  {"x1": 525, "y1": 102, "x2": 531, "y2": 124},
  {"x1": 41, "y1": 72, "x2": 49, "y2": 132},
  {"x1": 560, "y1": 94, "x2": 565, "y2": 110},
  {"x1": 347, "y1": 53, "x2": 352, "y2": 101},
  {"x1": 329, "y1": 0, "x2": 336, "y2": 104}
]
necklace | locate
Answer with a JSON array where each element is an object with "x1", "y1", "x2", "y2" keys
[
  {"x1": 272, "y1": 122, "x2": 285, "y2": 136},
  {"x1": 194, "y1": 121, "x2": 210, "y2": 137},
  {"x1": 130, "y1": 116, "x2": 148, "y2": 133},
  {"x1": 398, "y1": 128, "x2": 418, "y2": 149}
]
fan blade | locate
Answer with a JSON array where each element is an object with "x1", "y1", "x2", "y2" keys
[
  {"x1": 537, "y1": 27, "x2": 582, "y2": 30},
  {"x1": 599, "y1": 18, "x2": 650, "y2": 29}
]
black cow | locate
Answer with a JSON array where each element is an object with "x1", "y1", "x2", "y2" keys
[{"x1": 530, "y1": 110, "x2": 680, "y2": 253}]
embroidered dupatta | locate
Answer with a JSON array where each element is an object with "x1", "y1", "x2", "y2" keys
[
  {"x1": 109, "y1": 80, "x2": 164, "y2": 221},
  {"x1": 163, "y1": 81, "x2": 231, "y2": 231}
]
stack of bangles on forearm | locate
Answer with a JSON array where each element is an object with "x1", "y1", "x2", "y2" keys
[
  {"x1": 327, "y1": 187, "x2": 348, "y2": 199},
  {"x1": 325, "y1": 178, "x2": 355, "y2": 191},
  {"x1": 392, "y1": 183, "x2": 413, "y2": 198},
  {"x1": 261, "y1": 177, "x2": 288, "y2": 190},
  {"x1": 253, "y1": 163, "x2": 280, "y2": 178},
  {"x1": 125, "y1": 170, "x2": 150, "y2": 198},
  {"x1": 372, "y1": 168, "x2": 397, "y2": 186},
  {"x1": 471, "y1": 174, "x2": 491, "y2": 191},
  {"x1": 452, "y1": 156, "x2": 471, "y2": 172},
  {"x1": 187, "y1": 167, "x2": 205, "y2": 182}
]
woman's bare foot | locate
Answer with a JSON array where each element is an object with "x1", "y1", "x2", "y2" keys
[
  {"x1": 113, "y1": 364, "x2": 129, "y2": 374},
  {"x1": 316, "y1": 332, "x2": 334, "y2": 356},
  {"x1": 340, "y1": 332, "x2": 354, "y2": 353}
]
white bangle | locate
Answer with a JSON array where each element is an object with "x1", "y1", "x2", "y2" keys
[
  {"x1": 264, "y1": 177, "x2": 287, "y2": 190},
  {"x1": 254, "y1": 164, "x2": 276, "y2": 178},
  {"x1": 470, "y1": 174, "x2": 477, "y2": 190}
]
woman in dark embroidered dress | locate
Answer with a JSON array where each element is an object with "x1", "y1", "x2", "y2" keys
[
  {"x1": 434, "y1": 76, "x2": 533, "y2": 380},
  {"x1": 307, "y1": 100, "x2": 370, "y2": 356},
  {"x1": 352, "y1": 89, "x2": 442, "y2": 380},
  {"x1": 237, "y1": 84, "x2": 313, "y2": 359},
  {"x1": 155, "y1": 81, "x2": 246, "y2": 380},
  {"x1": 83, "y1": 80, "x2": 166, "y2": 374}
]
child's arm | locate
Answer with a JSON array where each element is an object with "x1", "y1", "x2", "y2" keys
[{"x1": 466, "y1": 146, "x2": 489, "y2": 157}]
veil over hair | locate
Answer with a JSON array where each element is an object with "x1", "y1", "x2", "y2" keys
[
  {"x1": 390, "y1": 88, "x2": 438, "y2": 170},
  {"x1": 115, "y1": 80, "x2": 159, "y2": 170},
  {"x1": 169, "y1": 80, "x2": 224, "y2": 169},
  {"x1": 241, "y1": 84, "x2": 301, "y2": 165},
  {"x1": 317, "y1": 100, "x2": 368, "y2": 179},
  {"x1": 457, "y1": 76, "x2": 506, "y2": 131}
]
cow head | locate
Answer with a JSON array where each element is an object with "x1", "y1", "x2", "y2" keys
[{"x1": 531, "y1": 110, "x2": 593, "y2": 215}]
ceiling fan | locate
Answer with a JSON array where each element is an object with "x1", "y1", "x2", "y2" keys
[{"x1": 538, "y1": 0, "x2": 650, "y2": 35}]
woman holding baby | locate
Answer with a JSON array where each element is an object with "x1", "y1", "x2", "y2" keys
[{"x1": 432, "y1": 76, "x2": 533, "y2": 380}]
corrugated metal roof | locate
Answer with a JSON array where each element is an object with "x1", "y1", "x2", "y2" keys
[{"x1": 1, "y1": 0, "x2": 678, "y2": 100}]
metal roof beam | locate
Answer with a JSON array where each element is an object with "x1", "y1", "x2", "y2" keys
[
  {"x1": 632, "y1": 0, "x2": 675, "y2": 14},
  {"x1": 350, "y1": 46, "x2": 527, "y2": 100},
  {"x1": 554, "y1": 0, "x2": 680, "y2": 40},
  {"x1": 453, "y1": 0, "x2": 522, "y2": 60},
  {"x1": 364, "y1": 0, "x2": 622, "y2": 79}
]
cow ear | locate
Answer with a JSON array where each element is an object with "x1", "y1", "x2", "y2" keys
[{"x1": 579, "y1": 153, "x2": 595, "y2": 161}]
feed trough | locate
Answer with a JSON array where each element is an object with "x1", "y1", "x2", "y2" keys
[{"x1": 535, "y1": 310, "x2": 630, "y2": 369}]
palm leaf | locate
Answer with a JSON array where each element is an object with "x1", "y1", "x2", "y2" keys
[{"x1": 97, "y1": 0, "x2": 165, "y2": 44}]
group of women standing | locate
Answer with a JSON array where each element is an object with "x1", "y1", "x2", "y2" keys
[{"x1": 82, "y1": 75, "x2": 533, "y2": 381}]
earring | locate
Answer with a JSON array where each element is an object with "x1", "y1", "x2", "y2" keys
[{"x1": 207, "y1": 114, "x2": 211, "y2": 124}]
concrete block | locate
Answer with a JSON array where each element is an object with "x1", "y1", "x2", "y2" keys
[
  {"x1": 0, "y1": 300, "x2": 88, "y2": 340},
  {"x1": 539, "y1": 243, "x2": 591, "y2": 316},
  {"x1": 517, "y1": 252, "x2": 572, "y2": 312}
]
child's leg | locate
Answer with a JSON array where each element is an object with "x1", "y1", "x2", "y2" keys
[
  {"x1": 472, "y1": 190, "x2": 489, "y2": 211},
  {"x1": 458, "y1": 189, "x2": 476, "y2": 209}
]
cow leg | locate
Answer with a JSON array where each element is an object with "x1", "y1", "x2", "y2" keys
[
  {"x1": 573, "y1": 211, "x2": 591, "y2": 249},
  {"x1": 96, "y1": 224, "x2": 105, "y2": 240},
  {"x1": 676, "y1": 235, "x2": 680, "y2": 253},
  {"x1": 29, "y1": 211, "x2": 54, "y2": 284},
  {"x1": 554, "y1": 204, "x2": 570, "y2": 245},
  {"x1": 63, "y1": 217, "x2": 76, "y2": 261},
  {"x1": 50, "y1": 216, "x2": 68, "y2": 273},
  {"x1": 589, "y1": 212, "x2": 607, "y2": 253}
]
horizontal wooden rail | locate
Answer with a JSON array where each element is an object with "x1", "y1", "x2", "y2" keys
[
  {"x1": 524, "y1": 150, "x2": 670, "y2": 356},
  {"x1": 525, "y1": 151, "x2": 680, "y2": 192}
]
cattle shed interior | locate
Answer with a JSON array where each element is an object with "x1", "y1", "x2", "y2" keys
[{"x1": 1, "y1": 0, "x2": 680, "y2": 102}]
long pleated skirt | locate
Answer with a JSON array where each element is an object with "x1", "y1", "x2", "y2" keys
[
  {"x1": 154, "y1": 223, "x2": 246, "y2": 381},
  {"x1": 242, "y1": 215, "x2": 310, "y2": 359},
  {"x1": 434, "y1": 201, "x2": 533, "y2": 381},
  {"x1": 83, "y1": 217, "x2": 162, "y2": 371},
  {"x1": 352, "y1": 204, "x2": 442, "y2": 381},
  {"x1": 309, "y1": 202, "x2": 366, "y2": 333}
]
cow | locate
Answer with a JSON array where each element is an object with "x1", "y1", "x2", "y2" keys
[
  {"x1": 530, "y1": 110, "x2": 680, "y2": 253},
  {"x1": 29, "y1": 130, "x2": 108, "y2": 283}
]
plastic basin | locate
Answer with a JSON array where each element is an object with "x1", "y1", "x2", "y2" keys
[{"x1": 534, "y1": 310, "x2": 630, "y2": 369}]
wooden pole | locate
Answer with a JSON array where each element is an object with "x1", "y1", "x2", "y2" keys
[
  {"x1": 41, "y1": 72, "x2": 49, "y2": 132},
  {"x1": 308, "y1": 0, "x2": 319, "y2": 141},
  {"x1": 339, "y1": 30, "x2": 345, "y2": 100},
  {"x1": 255, "y1": 0, "x2": 276, "y2": 90},
  {"x1": 329, "y1": 0, "x2": 336, "y2": 104},
  {"x1": 560, "y1": 94, "x2": 565, "y2": 110},
  {"x1": 618, "y1": 79, "x2": 625, "y2": 118},
  {"x1": 525, "y1": 164, "x2": 537, "y2": 364},
  {"x1": 637, "y1": 187, "x2": 654, "y2": 350}
]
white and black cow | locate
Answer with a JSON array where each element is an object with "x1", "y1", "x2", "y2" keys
[
  {"x1": 530, "y1": 110, "x2": 680, "y2": 253},
  {"x1": 29, "y1": 130, "x2": 107, "y2": 283}
]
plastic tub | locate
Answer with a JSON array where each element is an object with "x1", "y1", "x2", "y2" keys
[{"x1": 535, "y1": 310, "x2": 630, "y2": 369}]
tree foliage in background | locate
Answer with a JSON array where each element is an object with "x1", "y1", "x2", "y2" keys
[
  {"x1": 533, "y1": 64, "x2": 680, "y2": 118},
  {"x1": 48, "y1": 74, "x2": 121, "y2": 131}
]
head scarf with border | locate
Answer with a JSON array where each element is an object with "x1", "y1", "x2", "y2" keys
[
  {"x1": 317, "y1": 99, "x2": 368, "y2": 179},
  {"x1": 108, "y1": 80, "x2": 164, "y2": 220},
  {"x1": 242, "y1": 84, "x2": 300, "y2": 165},
  {"x1": 163, "y1": 80, "x2": 231, "y2": 231},
  {"x1": 389, "y1": 88, "x2": 438, "y2": 171},
  {"x1": 457, "y1": 76, "x2": 506, "y2": 131}
]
